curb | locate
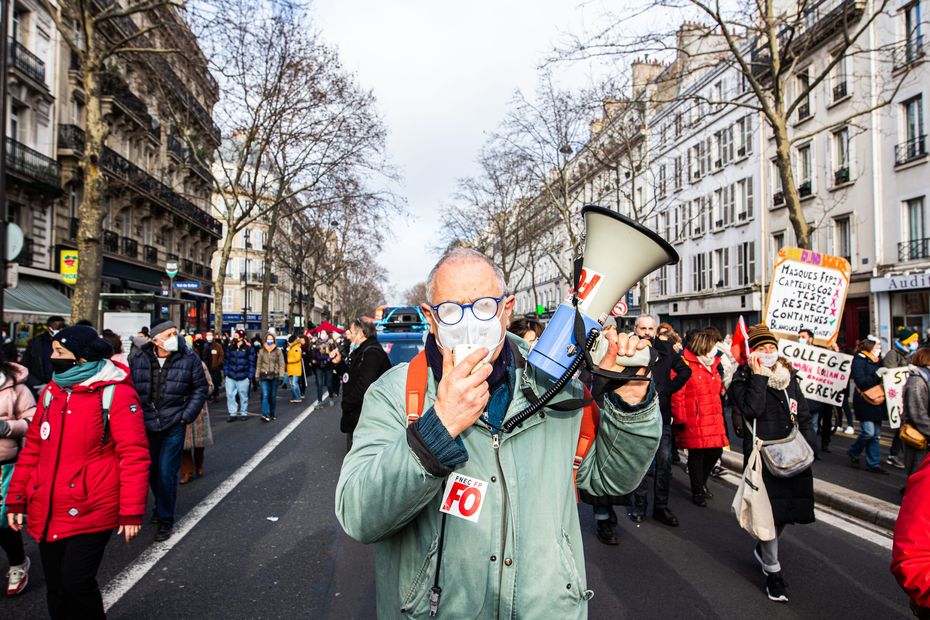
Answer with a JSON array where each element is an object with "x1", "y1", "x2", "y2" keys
[{"x1": 719, "y1": 450, "x2": 900, "y2": 531}]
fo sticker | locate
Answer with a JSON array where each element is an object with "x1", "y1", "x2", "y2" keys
[
  {"x1": 440, "y1": 473, "x2": 487, "y2": 523},
  {"x1": 40, "y1": 421, "x2": 51, "y2": 441}
]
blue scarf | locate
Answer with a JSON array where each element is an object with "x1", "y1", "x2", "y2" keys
[{"x1": 52, "y1": 360, "x2": 106, "y2": 388}]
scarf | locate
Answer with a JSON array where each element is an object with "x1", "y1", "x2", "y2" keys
[
  {"x1": 52, "y1": 360, "x2": 106, "y2": 388},
  {"x1": 861, "y1": 350, "x2": 879, "y2": 363},
  {"x1": 697, "y1": 354, "x2": 716, "y2": 368},
  {"x1": 755, "y1": 360, "x2": 791, "y2": 390}
]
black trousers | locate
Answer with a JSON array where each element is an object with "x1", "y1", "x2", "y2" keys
[
  {"x1": 687, "y1": 447, "x2": 723, "y2": 495},
  {"x1": 0, "y1": 525, "x2": 26, "y2": 565},
  {"x1": 209, "y1": 369, "x2": 222, "y2": 399},
  {"x1": 38, "y1": 530, "x2": 112, "y2": 620}
]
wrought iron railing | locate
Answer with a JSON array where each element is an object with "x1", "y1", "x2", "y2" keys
[
  {"x1": 194, "y1": 264, "x2": 204, "y2": 278},
  {"x1": 9, "y1": 40, "x2": 45, "y2": 84},
  {"x1": 144, "y1": 245, "x2": 158, "y2": 263},
  {"x1": 182, "y1": 258, "x2": 194, "y2": 274},
  {"x1": 122, "y1": 237, "x2": 138, "y2": 258},
  {"x1": 773, "y1": 190, "x2": 785, "y2": 206},
  {"x1": 17, "y1": 237, "x2": 34, "y2": 266},
  {"x1": 896, "y1": 135, "x2": 927, "y2": 165},
  {"x1": 899, "y1": 238, "x2": 930, "y2": 262},
  {"x1": 799, "y1": 181, "x2": 813, "y2": 197},
  {"x1": 894, "y1": 36, "x2": 925, "y2": 71},
  {"x1": 167, "y1": 133, "x2": 183, "y2": 159},
  {"x1": 834, "y1": 167, "x2": 850, "y2": 185},
  {"x1": 6, "y1": 137, "x2": 60, "y2": 188},
  {"x1": 103, "y1": 230, "x2": 120, "y2": 252},
  {"x1": 833, "y1": 81, "x2": 848, "y2": 100},
  {"x1": 100, "y1": 72, "x2": 157, "y2": 134}
]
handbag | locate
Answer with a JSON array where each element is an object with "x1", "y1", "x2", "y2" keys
[
  {"x1": 731, "y1": 427, "x2": 777, "y2": 541},
  {"x1": 758, "y1": 390, "x2": 815, "y2": 478},
  {"x1": 858, "y1": 384, "x2": 885, "y2": 406},
  {"x1": 260, "y1": 371, "x2": 276, "y2": 380},
  {"x1": 899, "y1": 422, "x2": 928, "y2": 451}
]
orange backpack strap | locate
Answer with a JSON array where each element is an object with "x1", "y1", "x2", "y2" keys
[
  {"x1": 573, "y1": 386, "x2": 600, "y2": 496},
  {"x1": 405, "y1": 350, "x2": 429, "y2": 425}
]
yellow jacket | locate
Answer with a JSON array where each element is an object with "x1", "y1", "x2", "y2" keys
[{"x1": 286, "y1": 342, "x2": 303, "y2": 376}]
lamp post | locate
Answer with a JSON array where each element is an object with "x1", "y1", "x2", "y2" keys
[{"x1": 241, "y1": 228, "x2": 250, "y2": 333}]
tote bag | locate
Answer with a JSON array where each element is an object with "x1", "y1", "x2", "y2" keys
[{"x1": 731, "y1": 428, "x2": 777, "y2": 541}]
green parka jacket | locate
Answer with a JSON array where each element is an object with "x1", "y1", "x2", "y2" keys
[{"x1": 335, "y1": 337, "x2": 661, "y2": 619}]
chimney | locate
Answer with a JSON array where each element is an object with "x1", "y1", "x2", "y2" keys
[{"x1": 631, "y1": 58, "x2": 665, "y2": 94}]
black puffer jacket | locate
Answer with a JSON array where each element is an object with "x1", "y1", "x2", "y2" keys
[
  {"x1": 852, "y1": 352, "x2": 886, "y2": 423},
  {"x1": 651, "y1": 338, "x2": 691, "y2": 424},
  {"x1": 129, "y1": 343, "x2": 209, "y2": 432},
  {"x1": 334, "y1": 337, "x2": 392, "y2": 434}
]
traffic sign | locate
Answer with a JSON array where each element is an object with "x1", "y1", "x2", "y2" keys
[
  {"x1": 165, "y1": 260, "x2": 179, "y2": 278},
  {"x1": 610, "y1": 300, "x2": 628, "y2": 317}
]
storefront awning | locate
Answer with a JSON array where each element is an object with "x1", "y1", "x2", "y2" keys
[
  {"x1": 4, "y1": 278, "x2": 72, "y2": 317},
  {"x1": 180, "y1": 291, "x2": 214, "y2": 301}
]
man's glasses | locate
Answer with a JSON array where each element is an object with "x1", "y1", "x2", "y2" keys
[{"x1": 430, "y1": 296, "x2": 504, "y2": 326}]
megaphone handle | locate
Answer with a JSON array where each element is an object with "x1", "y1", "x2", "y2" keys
[{"x1": 588, "y1": 338, "x2": 655, "y2": 369}]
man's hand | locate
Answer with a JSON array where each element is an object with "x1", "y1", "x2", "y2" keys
[
  {"x1": 599, "y1": 327, "x2": 651, "y2": 404},
  {"x1": 433, "y1": 347, "x2": 493, "y2": 438},
  {"x1": 7, "y1": 513, "x2": 23, "y2": 531},
  {"x1": 118, "y1": 524, "x2": 141, "y2": 543},
  {"x1": 330, "y1": 349, "x2": 342, "y2": 365}
]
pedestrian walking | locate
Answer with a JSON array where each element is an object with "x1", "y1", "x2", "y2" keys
[
  {"x1": 902, "y1": 348, "x2": 930, "y2": 484},
  {"x1": 100, "y1": 329, "x2": 128, "y2": 368},
  {"x1": 335, "y1": 248, "x2": 660, "y2": 618},
  {"x1": 883, "y1": 326, "x2": 917, "y2": 469},
  {"x1": 224, "y1": 330, "x2": 256, "y2": 422},
  {"x1": 6, "y1": 326, "x2": 150, "y2": 619},
  {"x1": 286, "y1": 335, "x2": 304, "y2": 403},
  {"x1": 728, "y1": 323, "x2": 816, "y2": 604},
  {"x1": 891, "y1": 452, "x2": 930, "y2": 619},
  {"x1": 849, "y1": 336, "x2": 891, "y2": 474},
  {"x1": 20, "y1": 315, "x2": 65, "y2": 392},
  {"x1": 129, "y1": 320, "x2": 209, "y2": 542},
  {"x1": 0, "y1": 355, "x2": 36, "y2": 596},
  {"x1": 672, "y1": 329, "x2": 728, "y2": 507},
  {"x1": 330, "y1": 317, "x2": 392, "y2": 451},
  {"x1": 256, "y1": 332, "x2": 285, "y2": 422},
  {"x1": 311, "y1": 342, "x2": 334, "y2": 407},
  {"x1": 180, "y1": 363, "x2": 214, "y2": 484},
  {"x1": 202, "y1": 330, "x2": 224, "y2": 403}
]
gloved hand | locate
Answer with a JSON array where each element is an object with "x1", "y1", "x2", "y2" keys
[
  {"x1": 0, "y1": 419, "x2": 11, "y2": 438},
  {"x1": 876, "y1": 367, "x2": 889, "y2": 377}
]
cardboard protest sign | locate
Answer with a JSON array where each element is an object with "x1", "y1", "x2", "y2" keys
[
  {"x1": 778, "y1": 339, "x2": 852, "y2": 406},
  {"x1": 882, "y1": 367, "x2": 909, "y2": 429},
  {"x1": 765, "y1": 247, "x2": 851, "y2": 346}
]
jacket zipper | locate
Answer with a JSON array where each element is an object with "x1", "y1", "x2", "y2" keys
[
  {"x1": 42, "y1": 392, "x2": 70, "y2": 542},
  {"x1": 492, "y1": 431, "x2": 509, "y2": 619}
]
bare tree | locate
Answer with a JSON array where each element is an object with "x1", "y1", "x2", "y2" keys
[
  {"x1": 340, "y1": 260, "x2": 388, "y2": 323},
  {"x1": 562, "y1": 0, "x2": 910, "y2": 249},
  {"x1": 403, "y1": 281, "x2": 429, "y2": 306}
]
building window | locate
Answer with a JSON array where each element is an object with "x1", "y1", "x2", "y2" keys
[
  {"x1": 714, "y1": 248, "x2": 730, "y2": 288},
  {"x1": 797, "y1": 144, "x2": 813, "y2": 196},
  {"x1": 898, "y1": 96, "x2": 926, "y2": 164},
  {"x1": 736, "y1": 115, "x2": 753, "y2": 157},
  {"x1": 833, "y1": 216, "x2": 852, "y2": 262},
  {"x1": 736, "y1": 241, "x2": 756, "y2": 286},
  {"x1": 905, "y1": 1, "x2": 924, "y2": 62},
  {"x1": 692, "y1": 253, "x2": 708, "y2": 291},
  {"x1": 738, "y1": 177, "x2": 754, "y2": 221},
  {"x1": 656, "y1": 266, "x2": 668, "y2": 296},
  {"x1": 692, "y1": 197, "x2": 706, "y2": 237},
  {"x1": 831, "y1": 53, "x2": 849, "y2": 101},
  {"x1": 771, "y1": 231, "x2": 786, "y2": 259},
  {"x1": 222, "y1": 288, "x2": 233, "y2": 311},
  {"x1": 674, "y1": 156, "x2": 682, "y2": 190},
  {"x1": 712, "y1": 190, "x2": 723, "y2": 231},
  {"x1": 833, "y1": 128, "x2": 850, "y2": 185},
  {"x1": 797, "y1": 69, "x2": 812, "y2": 120},
  {"x1": 658, "y1": 164, "x2": 667, "y2": 199},
  {"x1": 674, "y1": 112, "x2": 683, "y2": 138},
  {"x1": 908, "y1": 197, "x2": 927, "y2": 242},
  {"x1": 713, "y1": 80, "x2": 724, "y2": 112}
]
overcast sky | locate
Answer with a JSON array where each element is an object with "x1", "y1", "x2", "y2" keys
[{"x1": 311, "y1": 0, "x2": 598, "y2": 303}]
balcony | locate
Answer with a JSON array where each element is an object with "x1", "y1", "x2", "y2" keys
[
  {"x1": 798, "y1": 181, "x2": 813, "y2": 197},
  {"x1": 773, "y1": 190, "x2": 785, "y2": 206},
  {"x1": 896, "y1": 135, "x2": 927, "y2": 165},
  {"x1": 57, "y1": 125, "x2": 222, "y2": 238},
  {"x1": 101, "y1": 72, "x2": 157, "y2": 135},
  {"x1": 194, "y1": 264, "x2": 204, "y2": 278},
  {"x1": 103, "y1": 230, "x2": 120, "y2": 253},
  {"x1": 121, "y1": 237, "x2": 138, "y2": 259},
  {"x1": 182, "y1": 258, "x2": 194, "y2": 274},
  {"x1": 834, "y1": 167, "x2": 850, "y2": 185},
  {"x1": 144, "y1": 245, "x2": 158, "y2": 263},
  {"x1": 16, "y1": 237, "x2": 35, "y2": 267},
  {"x1": 9, "y1": 40, "x2": 45, "y2": 84},
  {"x1": 797, "y1": 102, "x2": 811, "y2": 122},
  {"x1": 6, "y1": 138, "x2": 61, "y2": 192},
  {"x1": 167, "y1": 133, "x2": 183, "y2": 160},
  {"x1": 894, "y1": 36, "x2": 925, "y2": 71},
  {"x1": 832, "y1": 82, "x2": 848, "y2": 101},
  {"x1": 899, "y1": 238, "x2": 930, "y2": 261}
]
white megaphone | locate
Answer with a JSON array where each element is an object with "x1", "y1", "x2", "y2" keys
[{"x1": 527, "y1": 205, "x2": 679, "y2": 379}]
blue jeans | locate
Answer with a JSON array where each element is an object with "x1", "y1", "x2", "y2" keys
[
  {"x1": 225, "y1": 377, "x2": 250, "y2": 417},
  {"x1": 849, "y1": 420, "x2": 881, "y2": 468},
  {"x1": 288, "y1": 374, "x2": 302, "y2": 401},
  {"x1": 147, "y1": 423, "x2": 186, "y2": 527},
  {"x1": 260, "y1": 378, "x2": 279, "y2": 417},
  {"x1": 314, "y1": 367, "x2": 332, "y2": 402}
]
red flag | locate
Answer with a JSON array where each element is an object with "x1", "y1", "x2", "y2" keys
[{"x1": 731, "y1": 316, "x2": 750, "y2": 366}]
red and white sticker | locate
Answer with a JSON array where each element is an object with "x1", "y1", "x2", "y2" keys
[
  {"x1": 440, "y1": 473, "x2": 487, "y2": 523},
  {"x1": 342, "y1": 372, "x2": 349, "y2": 384},
  {"x1": 40, "y1": 421, "x2": 51, "y2": 441},
  {"x1": 575, "y1": 268, "x2": 604, "y2": 313},
  {"x1": 788, "y1": 398, "x2": 798, "y2": 415}
]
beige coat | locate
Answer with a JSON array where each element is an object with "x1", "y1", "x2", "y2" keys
[
  {"x1": 255, "y1": 346, "x2": 285, "y2": 380},
  {"x1": 0, "y1": 364, "x2": 37, "y2": 464}
]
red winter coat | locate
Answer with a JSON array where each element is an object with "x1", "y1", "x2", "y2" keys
[
  {"x1": 892, "y1": 453, "x2": 930, "y2": 611},
  {"x1": 5, "y1": 361, "x2": 150, "y2": 543},
  {"x1": 671, "y1": 349, "x2": 728, "y2": 450}
]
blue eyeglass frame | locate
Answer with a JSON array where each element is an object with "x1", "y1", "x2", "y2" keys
[{"x1": 429, "y1": 295, "x2": 505, "y2": 326}]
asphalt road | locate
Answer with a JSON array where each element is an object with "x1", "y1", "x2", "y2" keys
[{"x1": 4, "y1": 383, "x2": 912, "y2": 619}]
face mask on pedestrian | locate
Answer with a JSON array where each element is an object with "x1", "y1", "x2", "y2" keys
[
  {"x1": 50, "y1": 358, "x2": 77, "y2": 374},
  {"x1": 798, "y1": 336, "x2": 809, "y2": 345},
  {"x1": 758, "y1": 352, "x2": 779, "y2": 367},
  {"x1": 159, "y1": 335, "x2": 179, "y2": 352},
  {"x1": 871, "y1": 345, "x2": 882, "y2": 357},
  {"x1": 266, "y1": 338, "x2": 275, "y2": 346},
  {"x1": 908, "y1": 341, "x2": 918, "y2": 353},
  {"x1": 206, "y1": 335, "x2": 214, "y2": 343},
  {"x1": 432, "y1": 304, "x2": 506, "y2": 365}
]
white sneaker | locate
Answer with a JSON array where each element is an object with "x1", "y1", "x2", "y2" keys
[
  {"x1": 844, "y1": 425, "x2": 854, "y2": 435},
  {"x1": 6, "y1": 556, "x2": 30, "y2": 596}
]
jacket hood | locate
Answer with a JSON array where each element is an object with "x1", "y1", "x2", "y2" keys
[{"x1": 0, "y1": 362, "x2": 29, "y2": 388}]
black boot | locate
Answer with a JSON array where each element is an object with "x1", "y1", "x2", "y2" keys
[
  {"x1": 653, "y1": 506, "x2": 679, "y2": 527},
  {"x1": 596, "y1": 520, "x2": 618, "y2": 546}
]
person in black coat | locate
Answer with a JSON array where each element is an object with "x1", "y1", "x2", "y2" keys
[
  {"x1": 20, "y1": 315, "x2": 66, "y2": 389},
  {"x1": 849, "y1": 336, "x2": 890, "y2": 473},
  {"x1": 128, "y1": 320, "x2": 209, "y2": 541},
  {"x1": 330, "y1": 317, "x2": 392, "y2": 451},
  {"x1": 728, "y1": 323, "x2": 815, "y2": 604}
]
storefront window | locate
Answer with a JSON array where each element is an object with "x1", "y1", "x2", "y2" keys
[{"x1": 891, "y1": 290, "x2": 930, "y2": 341}]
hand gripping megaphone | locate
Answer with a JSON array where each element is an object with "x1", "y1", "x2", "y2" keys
[{"x1": 527, "y1": 205, "x2": 679, "y2": 380}]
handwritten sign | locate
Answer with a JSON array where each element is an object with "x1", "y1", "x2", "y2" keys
[
  {"x1": 883, "y1": 366, "x2": 909, "y2": 429},
  {"x1": 778, "y1": 339, "x2": 852, "y2": 406},
  {"x1": 765, "y1": 247, "x2": 851, "y2": 346}
]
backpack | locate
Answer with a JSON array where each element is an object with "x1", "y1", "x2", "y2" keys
[
  {"x1": 43, "y1": 384, "x2": 118, "y2": 445},
  {"x1": 403, "y1": 349, "x2": 599, "y2": 495}
]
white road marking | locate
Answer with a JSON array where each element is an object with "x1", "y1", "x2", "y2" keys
[{"x1": 102, "y1": 397, "x2": 324, "y2": 611}]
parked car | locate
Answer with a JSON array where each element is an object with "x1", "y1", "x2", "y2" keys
[{"x1": 378, "y1": 330, "x2": 426, "y2": 366}]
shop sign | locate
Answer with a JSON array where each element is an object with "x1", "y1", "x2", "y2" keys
[
  {"x1": 764, "y1": 247, "x2": 851, "y2": 346},
  {"x1": 777, "y1": 339, "x2": 852, "y2": 406},
  {"x1": 870, "y1": 273, "x2": 930, "y2": 293},
  {"x1": 60, "y1": 250, "x2": 79, "y2": 285}
]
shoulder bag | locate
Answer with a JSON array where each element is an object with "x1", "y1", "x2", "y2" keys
[
  {"x1": 857, "y1": 384, "x2": 886, "y2": 406},
  {"x1": 758, "y1": 390, "x2": 815, "y2": 478},
  {"x1": 900, "y1": 373, "x2": 929, "y2": 450}
]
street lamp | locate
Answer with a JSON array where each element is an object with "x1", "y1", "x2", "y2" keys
[{"x1": 241, "y1": 228, "x2": 250, "y2": 332}]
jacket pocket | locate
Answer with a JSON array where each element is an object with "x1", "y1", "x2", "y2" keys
[
  {"x1": 400, "y1": 533, "x2": 440, "y2": 615},
  {"x1": 557, "y1": 529, "x2": 593, "y2": 603}
]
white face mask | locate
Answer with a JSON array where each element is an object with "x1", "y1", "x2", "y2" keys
[
  {"x1": 206, "y1": 335, "x2": 214, "y2": 343},
  {"x1": 161, "y1": 336, "x2": 179, "y2": 352},
  {"x1": 759, "y1": 352, "x2": 779, "y2": 367},
  {"x1": 434, "y1": 310, "x2": 506, "y2": 365},
  {"x1": 798, "y1": 337, "x2": 809, "y2": 345},
  {"x1": 871, "y1": 345, "x2": 882, "y2": 357}
]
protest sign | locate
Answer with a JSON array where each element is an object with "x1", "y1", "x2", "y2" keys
[
  {"x1": 765, "y1": 247, "x2": 851, "y2": 346},
  {"x1": 778, "y1": 339, "x2": 852, "y2": 406},
  {"x1": 882, "y1": 366, "x2": 909, "y2": 429}
]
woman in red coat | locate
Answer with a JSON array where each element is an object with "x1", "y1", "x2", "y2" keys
[
  {"x1": 671, "y1": 329, "x2": 729, "y2": 506},
  {"x1": 5, "y1": 326, "x2": 150, "y2": 620},
  {"x1": 892, "y1": 452, "x2": 930, "y2": 619}
]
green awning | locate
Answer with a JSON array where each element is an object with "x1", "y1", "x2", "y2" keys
[{"x1": 4, "y1": 278, "x2": 72, "y2": 317}]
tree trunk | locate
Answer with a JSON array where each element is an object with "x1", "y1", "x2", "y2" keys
[
  {"x1": 638, "y1": 277, "x2": 649, "y2": 316},
  {"x1": 772, "y1": 119, "x2": 812, "y2": 250},
  {"x1": 259, "y1": 209, "x2": 281, "y2": 333},
  {"x1": 213, "y1": 233, "x2": 235, "y2": 335},
  {"x1": 71, "y1": 61, "x2": 107, "y2": 326}
]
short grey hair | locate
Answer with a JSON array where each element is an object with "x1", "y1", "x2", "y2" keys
[
  {"x1": 426, "y1": 248, "x2": 506, "y2": 304},
  {"x1": 635, "y1": 313, "x2": 660, "y2": 327}
]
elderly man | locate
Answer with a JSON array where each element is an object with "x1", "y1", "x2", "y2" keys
[
  {"x1": 335, "y1": 248, "x2": 661, "y2": 618},
  {"x1": 129, "y1": 320, "x2": 208, "y2": 541}
]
